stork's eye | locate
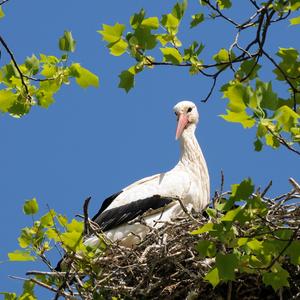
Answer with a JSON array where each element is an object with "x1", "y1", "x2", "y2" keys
[
  {"x1": 175, "y1": 111, "x2": 178, "y2": 116},
  {"x1": 187, "y1": 107, "x2": 193, "y2": 113}
]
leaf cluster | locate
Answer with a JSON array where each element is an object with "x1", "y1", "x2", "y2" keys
[{"x1": 0, "y1": 31, "x2": 99, "y2": 118}]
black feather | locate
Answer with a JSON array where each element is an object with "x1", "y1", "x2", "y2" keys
[
  {"x1": 93, "y1": 194, "x2": 174, "y2": 231},
  {"x1": 92, "y1": 191, "x2": 122, "y2": 222}
]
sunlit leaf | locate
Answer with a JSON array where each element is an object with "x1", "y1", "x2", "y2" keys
[
  {"x1": 204, "y1": 267, "x2": 220, "y2": 287},
  {"x1": 0, "y1": 7, "x2": 5, "y2": 19},
  {"x1": 59, "y1": 31, "x2": 76, "y2": 52},
  {"x1": 23, "y1": 198, "x2": 39, "y2": 215},
  {"x1": 161, "y1": 13, "x2": 179, "y2": 33},
  {"x1": 108, "y1": 39, "x2": 128, "y2": 56},
  {"x1": 69, "y1": 63, "x2": 99, "y2": 88},
  {"x1": 274, "y1": 105, "x2": 299, "y2": 131},
  {"x1": 290, "y1": 15, "x2": 300, "y2": 25},
  {"x1": 220, "y1": 110, "x2": 255, "y2": 128},
  {"x1": 0, "y1": 90, "x2": 17, "y2": 113},
  {"x1": 141, "y1": 17, "x2": 159, "y2": 29},
  {"x1": 160, "y1": 47, "x2": 183, "y2": 64},
  {"x1": 191, "y1": 222, "x2": 214, "y2": 234},
  {"x1": 8, "y1": 250, "x2": 35, "y2": 262},
  {"x1": 98, "y1": 23, "x2": 125, "y2": 43},
  {"x1": 61, "y1": 231, "x2": 82, "y2": 250},
  {"x1": 221, "y1": 206, "x2": 242, "y2": 222},
  {"x1": 223, "y1": 83, "x2": 247, "y2": 112}
]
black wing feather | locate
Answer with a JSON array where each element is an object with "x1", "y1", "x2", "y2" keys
[
  {"x1": 92, "y1": 191, "x2": 122, "y2": 222},
  {"x1": 92, "y1": 194, "x2": 173, "y2": 231}
]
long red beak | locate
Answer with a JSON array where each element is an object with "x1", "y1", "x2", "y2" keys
[{"x1": 175, "y1": 113, "x2": 189, "y2": 140}]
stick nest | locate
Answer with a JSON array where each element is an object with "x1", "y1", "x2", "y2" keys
[{"x1": 80, "y1": 211, "x2": 300, "y2": 300}]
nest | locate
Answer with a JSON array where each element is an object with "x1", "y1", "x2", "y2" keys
[{"x1": 77, "y1": 213, "x2": 300, "y2": 300}]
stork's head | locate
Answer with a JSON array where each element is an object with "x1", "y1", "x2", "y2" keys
[{"x1": 173, "y1": 100, "x2": 199, "y2": 140}]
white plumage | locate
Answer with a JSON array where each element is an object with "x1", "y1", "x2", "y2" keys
[{"x1": 86, "y1": 100, "x2": 210, "y2": 247}]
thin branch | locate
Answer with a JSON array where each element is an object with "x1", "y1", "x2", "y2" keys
[
  {"x1": 83, "y1": 196, "x2": 92, "y2": 235},
  {"x1": 267, "y1": 127, "x2": 300, "y2": 157},
  {"x1": 0, "y1": 34, "x2": 30, "y2": 98}
]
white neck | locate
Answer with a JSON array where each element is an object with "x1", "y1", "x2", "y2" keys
[
  {"x1": 178, "y1": 124, "x2": 202, "y2": 164},
  {"x1": 177, "y1": 124, "x2": 210, "y2": 208}
]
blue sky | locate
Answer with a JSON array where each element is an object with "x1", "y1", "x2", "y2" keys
[{"x1": 0, "y1": 0, "x2": 299, "y2": 297}]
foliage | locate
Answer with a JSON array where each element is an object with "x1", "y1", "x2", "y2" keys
[
  {"x1": 0, "y1": 28, "x2": 99, "y2": 118},
  {"x1": 98, "y1": 0, "x2": 300, "y2": 155},
  {"x1": 4, "y1": 179, "x2": 300, "y2": 298}
]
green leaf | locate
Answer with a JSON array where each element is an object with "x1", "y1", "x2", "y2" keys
[
  {"x1": 41, "y1": 64, "x2": 57, "y2": 78},
  {"x1": 204, "y1": 267, "x2": 220, "y2": 287},
  {"x1": 8, "y1": 250, "x2": 35, "y2": 261},
  {"x1": 191, "y1": 222, "x2": 214, "y2": 234},
  {"x1": 290, "y1": 15, "x2": 300, "y2": 25},
  {"x1": 18, "y1": 227, "x2": 33, "y2": 248},
  {"x1": 59, "y1": 31, "x2": 76, "y2": 52},
  {"x1": 161, "y1": 13, "x2": 179, "y2": 33},
  {"x1": 0, "y1": 293, "x2": 17, "y2": 300},
  {"x1": 130, "y1": 9, "x2": 145, "y2": 29},
  {"x1": 220, "y1": 110, "x2": 255, "y2": 128},
  {"x1": 46, "y1": 228, "x2": 60, "y2": 242},
  {"x1": 161, "y1": 47, "x2": 183, "y2": 64},
  {"x1": 231, "y1": 178, "x2": 254, "y2": 200},
  {"x1": 286, "y1": 241, "x2": 300, "y2": 265},
  {"x1": 134, "y1": 28, "x2": 157, "y2": 50},
  {"x1": 262, "y1": 265, "x2": 290, "y2": 291},
  {"x1": 274, "y1": 105, "x2": 299, "y2": 131},
  {"x1": 141, "y1": 17, "x2": 159, "y2": 29},
  {"x1": 21, "y1": 280, "x2": 36, "y2": 300},
  {"x1": 256, "y1": 80, "x2": 278, "y2": 110},
  {"x1": 40, "y1": 210, "x2": 55, "y2": 227},
  {"x1": 213, "y1": 48, "x2": 235, "y2": 69},
  {"x1": 196, "y1": 240, "x2": 216, "y2": 257},
  {"x1": 215, "y1": 253, "x2": 238, "y2": 281},
  {"x1": 265, "y1": 133, "x2": 280, "y2": 148},
  {"x1": 190, "y1": 13, "x2": 204, "y2": 28},
  {"x1": 66, "y1": 219, "x2": 84, "y2": 233},
  {"x1": 0, "y1": 7, "x2": 5, "y2": 19},
  {"x1": 254, "y1": 138, "x2": 263, "y2": 151},
  {"x1": 118, "y1": 70, "x2": 135, "y2": 92},
  {"x1": 69, "y1": 63, "x2": 99, "y2": 88},
  {"x1": 98, "y1": 23, "x2": 125, "y2": 44},
  {"x1": 217, "y1": 0, "x2": 232, "y2": 9},
  {"x1": 23, "y1": 198, "x2": 39, "y2": 215},
  {"x1": 223, "y1": 83, "x2": 247, "y2": 112},
  {"x1": 36, "y1": 90, "x2": 55, "y2": 109},
  {"x1": 247, "y1": 239, "x2": 263, "y2": 251},
  {"x1": 25, "y1": 55, "x2": 40, "y2": 75},
  {"x1": 61, "y1": 231, "x2": 82, "y2": 250},
  {"x1": 0, "y1": 90, "x2": 17, "y2": 113},
  {"x1": 108, "y1": 39, "x2": 128, "y2": 56},
  {"x1": 221, "y1": 206, "x2": 242, "y2": 222},
  {"x1": 238, "y1": 59, "x2": 261, "y2": 81},
  {"x1": 172, "y1": 0, "x2": 188, "y2": 20}
]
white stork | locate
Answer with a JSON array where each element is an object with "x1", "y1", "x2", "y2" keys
[{"x1": 85, "y1": 100, "x2": 210, "y2": 248}]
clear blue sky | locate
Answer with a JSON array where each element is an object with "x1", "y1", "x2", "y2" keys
[{"x1": 0, "y1": 0, "x2": 299, "y2": 297}]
